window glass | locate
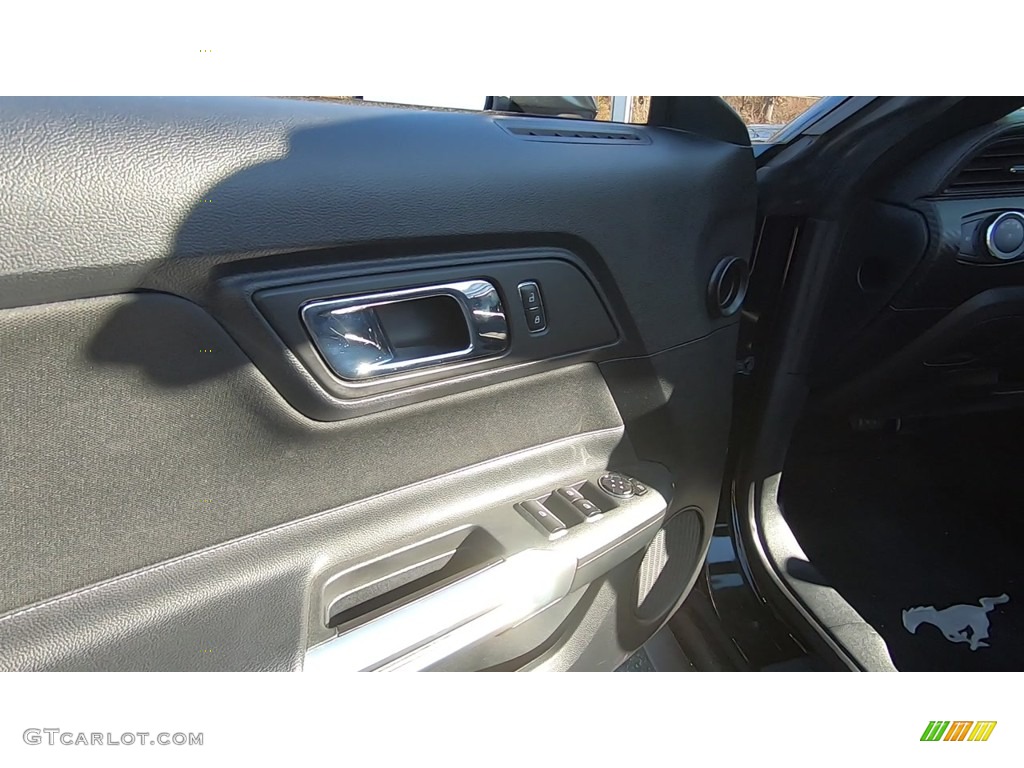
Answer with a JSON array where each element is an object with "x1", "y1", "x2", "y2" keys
[
  {"x1": 720, "y1": 96, "x2": 823, "y2": 142},
  {"x1": 286, "y1": 96, "x2": 824, "y2": 140},
  {"x1": 594, "y1": 97, "x2": 651, "y2": 124},
  {"x1": 595, "y1": 96, "x2": 824, "y2": 139},
  {"x1": 287, "y1": 96, "x2": 641, "y2": 122}
]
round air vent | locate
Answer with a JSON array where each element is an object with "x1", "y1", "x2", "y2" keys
[
  {"x1": 707, "y1": 257, "x2": 749, "y2": 318},
  {"x1": 635, "y1": 509, "x2": 704, "y2": 620}
]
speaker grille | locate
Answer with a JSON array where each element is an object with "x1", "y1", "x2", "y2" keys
[{"x1": 635, "y1": 510, "x2": 703, "y2": 620}]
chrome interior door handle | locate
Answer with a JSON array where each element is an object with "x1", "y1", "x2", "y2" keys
[{"x1": 301, "y1": 280, "x2": 509, "y2": 382}]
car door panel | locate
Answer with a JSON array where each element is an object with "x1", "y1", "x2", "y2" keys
[{"x1": 0, "y1": 97, "x2": 756, "y2": 671}]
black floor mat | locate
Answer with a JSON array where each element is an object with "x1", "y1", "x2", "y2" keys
[{"x1": 781, "y1": 424, "x2": 1024, "y2": 671}]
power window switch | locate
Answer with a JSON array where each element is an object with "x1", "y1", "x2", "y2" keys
[
  {"x1": 555, "y1": 486, "x2": 585, "y2": 504},
  {"x1": 631, "y1": 480, "x2": 650, "y2": 496},
  {"x1": 572, "y1": 498, "x2": 602, "y2": 521},
  {"x1": 517, "y1": 500, "x2": 566, "y2": 538}
]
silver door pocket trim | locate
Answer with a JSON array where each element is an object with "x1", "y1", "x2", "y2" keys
[{"x1": 303, "y1": 550, "x2": 576, "y2": 673}]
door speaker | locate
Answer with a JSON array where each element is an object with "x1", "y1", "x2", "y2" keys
[
  {"x1": 635, "y1": 509, "x2": 704, "y2": 620},
  {"x1": 707, "y1": 257, "x2": 749, "y2": 318}
]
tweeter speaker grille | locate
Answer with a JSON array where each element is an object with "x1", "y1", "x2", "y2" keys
[{"x1": 635, "y1": 509, "x2": 703, "y2": 620}]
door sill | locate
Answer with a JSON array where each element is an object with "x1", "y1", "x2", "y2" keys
[{"x1": 738, "y1": 473, "x2": 898, "y2": 672}]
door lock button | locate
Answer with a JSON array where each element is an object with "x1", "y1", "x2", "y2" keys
[
  {"x1": 519, "y1": 281, "x2": 547, "y2": 333},
  {"x1": 517, "y1": 500, "x2": 566, "y2": 538},
  {"x1": 525, "y1": 306, "x2": 546, "y2": 332},
  {"x1": 599, "y1": 472, "x2": 634, "y2": 498},
  {"x1": 519, "y1": 281, "x2": 542, "y2": 310}
]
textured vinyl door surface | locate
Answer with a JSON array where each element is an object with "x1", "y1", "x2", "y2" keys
[{"x1": 0, "y1": 97, "x2": 756, "y2": 671}]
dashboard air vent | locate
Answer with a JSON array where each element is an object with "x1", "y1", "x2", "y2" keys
[
  {"x1": 496, "y1": 119, "x2": 650, "y2": 145},
  {"x1": 507, "y1": 125, "x2": 642, "y2": 141},
  {"x1": 945, "y1": 135, "x2": 1024, "y2": 195}
]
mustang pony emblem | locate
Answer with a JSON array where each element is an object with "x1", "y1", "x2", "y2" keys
[{"x1": 902, "y1": 594, "x2": 1009, "y2": 650}]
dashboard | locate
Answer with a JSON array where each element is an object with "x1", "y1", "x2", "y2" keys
[{"x1": 809, "y1": 110, "x2": 1024, "y2": 415}]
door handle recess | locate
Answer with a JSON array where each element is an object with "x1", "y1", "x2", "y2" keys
[
  {"x1": 303, "y1": 549, "x2": 576, "y2": 673},
  {"x1": 301, "y1": 280, "x2": 509, "y2": 382}
]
